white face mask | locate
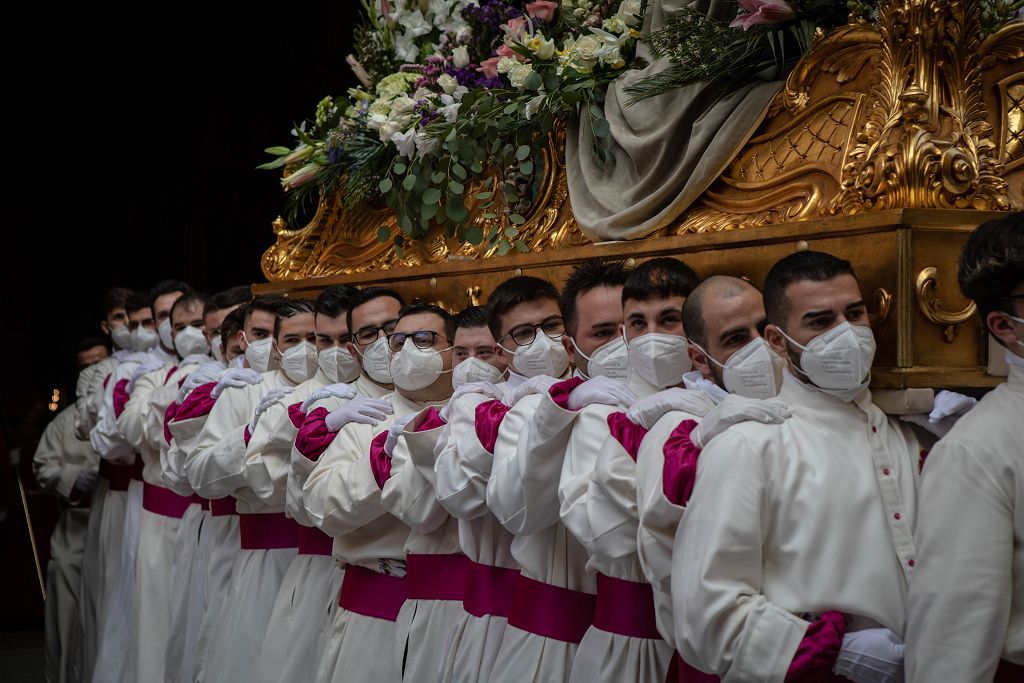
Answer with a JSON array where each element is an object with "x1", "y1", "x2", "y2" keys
[
  {"x1": 211, "y1": 338, "x2": 225, "y2": 363},
  {"x1": 1008, "y1": 314, "x2": 1024, "y2": 349},
  {"x1": 694, "y1": 337, "x2": 782, "y2": 400},
  {"x1": 279, "y1": 341, "x2": 318, "y2": 384},
  {"x1": 244, "y1": 334, "x2": 274, "y2": 373},
  {"x1": 778, "y1": 321, "x2": 876, "y2": 401},
  {"x1": 358, "y1": 336, "x2": 393, "y2": 384},
  {"x1": 130, "y1": 325, "x2": 159, "y2": 352},
  {"x1": 572, "y1": 336, "x2": 629, "y2": 380},
  {"x1": 390, "y1": 339, "x2": 451, "y2": 391},
  {"x1": 158, "y1": 318, "x2": 174, "y2": 351},
  {"x1": 627, "y1": 332, "x2": 691, "y2": 388},
  {"x1": 318, "y1": 346, "x2": 361, "y2": 384},
  {"x1": 502, "y1": 333, "x2": 570, "y2": 378},
  {"x1": 174, "y1": 325, "x2": 210, "y2": 358},
  {"x1": 452, "y1": 356, "x2": 506, "y2": 388},
  {"x1": 111, "y1": 324, "x2": 132, "y2": 350}
]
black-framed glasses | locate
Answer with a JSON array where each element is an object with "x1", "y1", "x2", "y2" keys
[
  {"x1": 354, "y1": 319, "x2": 399, "y2": 345},
  {"x1": 387, "y1": 330, "x2": 450, "y2": 353},
  {"x1": 499, "y1": 316, "x2": 565, "y2": 347}
]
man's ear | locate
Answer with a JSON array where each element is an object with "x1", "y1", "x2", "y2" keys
[
  {"x1": 987, "y1": 310, "x2": 1021, "y2": 348},
  {"x1": 237, "y1": 330, "x2": 247, "y2": 352},
  {"x1": 763, "y1": 324, "x2": 788, "y2": 358},
  {"x1": 561, "y1": 335, "x2": 576, "y2": 367},
  {"x1": 100, "y1": 321, "x2": 110, "y2": 335},
  {"x1": 689, "y1": 345, "x2": 712, "y2": 380}
]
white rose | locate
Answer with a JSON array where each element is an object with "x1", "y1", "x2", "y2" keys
[
  {"x1": 390, "y1": 129, "x2": 418, "y2": 159},
  {"x1": 573, "y1": 35, "x2": 601, "y2": 63},
  {"x1": 377, "y1": 119, "x2": 402, "y2": 142},
  {"x1": 389, "y1": 96, "x2": 417, "y2": 118},
  {"x1": 508, "y1": 63, "x2": 537, "y2": 90},
  {"x1": 524, "y1": 94, "x2": 546, "y2": 120},
  {"x1": 452, "y1": 45, "x2": 470, "y2": 68},
  {"x1": 497, "y1": 55, "x2": 519, "y2": 74},
  {"x1": 437, "y1": 73, "x2": 459, "y2": 95},
  {"x1": 414, "y1": 130, "x2": 438, "y2": 156}
]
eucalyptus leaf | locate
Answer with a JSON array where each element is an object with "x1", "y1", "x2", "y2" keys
[
  {"x1": 509, "y1": 213, "x2": 526, "y2": 225},
  {"x1": 422, "y1": 188, "x2": 442, "y2": 205},
  {"x1": 497, "y1": 241, "x2": 511, "y2": 256},
  {"x1": 377, "y1": 226, "x2": 391, "y2": 243},
  {"x1": 592, "y1": 118, "x2": 610, "y2": 138},
  {"x1": 265, "y1": 146, "x2": 292, "y2": 156},
  {"x1": 394, "y1": 162, "x2": 407, "y2": 174},
  {"x1": 519, "y1": 160, "x2": 534, "y2": 175},
  {"x1": 402, "y1": 174, "x2": 416, "y2": 190},
  {"x1": 516, "y1": 145, "x2": 531, "y2": 161},
  {"x1": 378, "y1": 178, "x2": 393, "y2": 193},
  {"x1": 464, "y1": 226, "x2": 484, "y2": 245},
  {"x1": 476, "y1": 191, "x2": 493, "y2": 200},
  {"x1": 452, "y1": 163, "x2": 467, "y2": 180},
  {"x1": 449, "y1": 180, "x2": 465, "y2": 195}
]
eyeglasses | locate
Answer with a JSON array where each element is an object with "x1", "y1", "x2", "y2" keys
[
  {"x1": 353, "y1": 319, "x2": 399, "y2": 345},
  {"x1": 386, "y1": 330, "x2": 450, "y2": 353},
  {"x1": 499, "y1": 316, "x2": 565, "y2": 347}
]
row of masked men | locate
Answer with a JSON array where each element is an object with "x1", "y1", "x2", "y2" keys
[{"x1": 37, "y1": 214, "x2": 1022, "y2": 683}]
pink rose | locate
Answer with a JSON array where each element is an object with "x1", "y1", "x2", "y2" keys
[
  {"x1": 729, "y1": 0, "x2": 797, "y2": 30},
  {"x1": 525, "y1": 1, "x2": 558, "y2": 22},
  {"x1": 501, "y1": 16, "x2": 529, "y2": 39},
  {"x1": 495, "y1": 44, "x2": 522, "y2": 60},
  {"x1": 477, "y1": 56, "x2": 502, "y2": 78}
]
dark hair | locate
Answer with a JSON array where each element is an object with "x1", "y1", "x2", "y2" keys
[
  {"x1": 78, "y1": 336, "x2": 110, "y2": 354},
  {"x1": 398, "y1": 303, "x2": 456, "y2": 342},
  {"x1": 205, "y1": 285, "x2": 252, "y2": 315},
  {"x1": 125, "y1": 293, "x2": 151, "y2": 315},
  {"x1": 958, "y1": 213, "x2": 1024, "y2": 341},
  {"x1": 274, "y1": 299, "x2": 316, "y2": 338},
  {"x1": 345, "y1": 286, "x2": 405, "y2": 333},
  {"x1": 682, "y1": 275, "x2": 761, "y2": 349},
  {"x1": 220, "y1": 307, "x2": 246, "y2": 352},
  {"x1": 763, "y1": 251, "x2": 856, "y2": 327},
  {"x1": 171, "y1": 293, "x2": 209, "y2": 322},
  {"x1": 485, "y1": 276, "x2": 560, "y2": 340},
  {"x1": 148, "y1": 279, "x2": 193, "y2": 311},
  {"x1": 454, "y1": 305, "x2": 488, "y2": 331},
  {"x1": 622, "y1": 258, "x2": 700, "y2": 306},
  {"x1": 100, "y1": 287, "x2": 134, "y2": 318},
  {"x1": 242, "y1": 296, "x2": 286, "y2": 327},
  {"x1": 559, "y1": 259, "x2": 627, "y2": 335},
  {"x1": 316, "y1": 284, "x2": 359, "y2": 318}
]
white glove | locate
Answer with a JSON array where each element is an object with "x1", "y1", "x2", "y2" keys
[
  {"x1": 692, "y1": 395, "x2": 792, "y2": 448},
  {"x1": 181, "y1": 353, "x2": 213, "y2": 367},
  {"x1": 626, "y1": 388, "x2": 715, "y2": 430},
  {"x1": 439, "y1": 381, "x2": 505, "y2": 422},
  {"x1": 247, "y1": 387, "x2": 294, "y2": 434},
  {"x1": 567, "y1": 375, "x2": 638, "y2": 411},
  {"x1": 178, "y1": 362, "x2": 225, "y2": 401},
  {"x1": 504, "y1": 375, "x2": 560, "y2": 406},
  {"x1": 833, "y1": 628, "x2": 905, "y2": 683},
  {"x1": 325, "y1": 397, "x2": 394, "y2": 432},
  {"x1": 900, "y1": 389, "x2": 976, "y2": 438},
  {"x1": 127, "y1": 359, "x2": 164, "y2": 393},
  {"x1": 211, "y1": 367, "x2": 263, "y2": 399},
  {"x1": 383, "y1": 413, "x2": 418, "y2": 457},
  {"x1": 300, "y1": 382, "x2": 358, "y2": 413},
  {"x1": 74, "y1": 468, "x2": 98, "y2": 493}
]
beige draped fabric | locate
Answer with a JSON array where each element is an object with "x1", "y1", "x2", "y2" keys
[{"x1": 566, "y1": 0, "x2": 782, "y2": 241}]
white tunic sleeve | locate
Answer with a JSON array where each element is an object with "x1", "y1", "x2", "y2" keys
[
  {"x1": 381, "y1": 427, "x2": 448, "y2": 535},
  {"x1": 558, "y1": 403, "x2": 617, "y2": 554},
  {"x1": 33, "y1": 408, "x2": 90, "y2": 500},
  {"x1": 242, "y1": 400, "x2": 293, "y2": 505},
  {"x1": 184, "y1": 386, "x2": 254, "y2": 498},
  {"x1": 434, "y1": 392, "x2": 492, "y2": 520},
  {"x1": 90, "y1": 364, "x2": 136, "y2": 464},
  {"x1": 487, "y1": 393, "x2": 576, "y2": 535},
  {"x1": 673, "y1": 429, "x2": 809, "y2": 681},
  {"x1": 116, "y1": 369, "x2": 163, "y2": 453}
]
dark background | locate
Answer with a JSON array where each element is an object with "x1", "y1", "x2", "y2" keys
[{"x1": 2, "y1": 2, "x2": 361, "y2": 631}]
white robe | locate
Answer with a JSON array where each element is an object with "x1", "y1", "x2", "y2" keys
[
  {"x1": 434, "y1": 383, "x2": 521, "y2": 683},
  {"x1": 383, "y1": 410, "x2": 462, "y2": 683},
  {"x1": 906, "y1": 362, "x2": 1024, "y2": 681},
  {"x1": 188, "y1": 369, "x2": 299, "y2": 683},
  {"x1": 305, "y1": 389, "x2": 442, "y2": 683},
  {"x1": 674, "y1": 373, "x2": 923, "y2": 681},
  {"x1": 33, "y1": 406, "x2": 98, "y2": 683}
]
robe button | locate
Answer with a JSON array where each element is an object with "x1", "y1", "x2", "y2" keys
[
  {"x1": 894, "y1": 512, "x2": 902, "y2": 520},
  {"x1": 871, "y1": 426, "x2": 877, "y2": 433},
  {"x1": 908, "y1": 559, "x2": 915, "y2": 567},
  {"x1": 882, "y1": 468, "x2": 890, "y2": 476}
]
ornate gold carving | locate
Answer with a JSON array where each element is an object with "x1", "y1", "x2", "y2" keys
[
  {"x1": 465, "y1": 286, "x2": 482, "y2": 306},
  {"x1": 868, "y1": 287, "x2": 894, "y2": 328},
  {"x1": 832, "y1": 0, "x2": 1011, "y2": 213},
  {"x1": 777, "y1": 23, "x2": 881, "y2": 115},
  {"x1": 915, "y1": 266, "x2": 977, "y2": 342}
]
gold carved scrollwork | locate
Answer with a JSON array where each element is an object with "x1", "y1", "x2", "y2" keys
[
  {"x1": 831, "y1": 0, "x2": 1015, "y2": 214},
  {"x1": 915, "y1": 266, "x2": 977, "y2": 342},
  {"x1": 868, "y1": 288, "x2": 893, "y2": 328}
]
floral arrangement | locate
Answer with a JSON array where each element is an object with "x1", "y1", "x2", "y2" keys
[{"x1": 262, "y1": 0, "x2": 645, "y2": 255}]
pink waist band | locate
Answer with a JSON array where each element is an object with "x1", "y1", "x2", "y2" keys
[
  {"x1": 337, "y1": 565, "x2": 407, "y2": 622},
  {"x1": 142, "y1": 482, "x2": 193, "y2": 519},
  {"x1": 131, "y1": 456, "x2": 144, "y2": 481},
  {"x1": 593, "y1": 573, "x2": 663, "y2": 640},
  {"x1": 406, "y1": 554, "x2": 468, "y2": 601},
  {"x1": 102, "y1": 461, "x2": 135, "y2": 492},
  {"x1": 508, "y1": 574, "x2": 596, "y2": 644},
  {"x1": 190, "y1": 494, "x2": 209, "y2": 510},
  {"x1": 995, "y1": 660, "x2": 1023, "y2": 683},
  {"x1": 238, "y1": 512, "x2": 300, "y2": 550},
  {"x1": 463, "y1": 561, "x2": 520, "y2": 619},
  {"x1": 209, "y1": 497, "x2": 237, "y2": 516},
  {"x1": 297, "y1": 526, "x2": 333, "y2": 556}
]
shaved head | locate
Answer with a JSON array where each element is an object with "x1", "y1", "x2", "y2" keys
[{"x1": 683, "y1": 276, "x2": 760, "y2": 349}]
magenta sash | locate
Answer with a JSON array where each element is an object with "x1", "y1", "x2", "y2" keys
[
  {"x1": 463, "y1": 561, "x2": 520, "y2": 619},
  {"x1": 238, "y1": 512, "x2": 300, "y2": 550},
  {"x1": 209, "y1": 497, "x2": 237, "y2": 516},
  {"x1": 337, "y1": 565, "x2": 407, "y2": 622},
  {"x1": 507, "y1": 574, "x2": 596, "y2": 644},
  {"x1": 142, "y1": 482, "x2": 193, "y2": 519},
  {"x1": 593, "y1": 573, "x2": 663, "y2": 640},
  {"x1": 100, "y1": 460, "x2": 135, "y2": 492},
  {"x1": 406, "y1": 553, "x2": 469, "y2": 601},
  {"x1": 297, "y1": 525, "x2": 334, "y2": 556}
]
